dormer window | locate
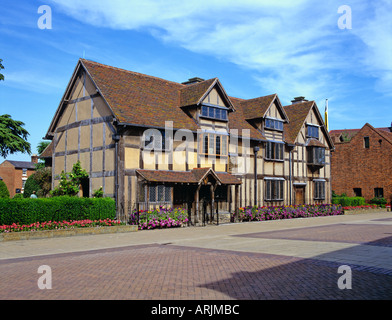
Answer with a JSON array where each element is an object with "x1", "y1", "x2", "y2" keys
[
  {"x1": 200, "y1": 105, "x2": 228, "y2": 121},
  {"x1": 307, "y1": 124, "x2": 319, "y2": 139},
  {"x1": 265, "y1": 117, "x2": 284, "y2": 131},
  {"x1": 308, "y1": 146, "x2": 325, "y2": 166}
]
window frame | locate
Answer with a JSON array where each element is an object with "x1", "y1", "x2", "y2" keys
[
  {"x1": 314, "y1": 180, "x2": 326, "y2": 200},
  {"x1": 306, "y1": 124, "x2": 319, "y2": 139},
  {"x1": 200, "y1": 105, "x2": 228, "y2": 121},
  {"x1": 364, "y1": 136, "x2": 370, "y2": 149},
  {"x1": 265, "y1": 141, "x2": 284, "y2": 161},
  {"x1": 265, "y1": 117, "x2": 284, "y2": 131},
  {"x1": 374, "y1": 187, "x2": 383, "y2": 198},
  {"x1": 144, "y1": 185, "x2": 172, "y2": 203},
  {"x1": 265, "y1": 178, "x2": 284, "y2": 201},
  {"x1": 308, "y1": 146, "x2": 325, "y2": 166},
  {"x1": 200, "y1": 133, "x2": 228, "y2": 156}
]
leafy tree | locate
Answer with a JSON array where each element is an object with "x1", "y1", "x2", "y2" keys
[
  {"x1": 0, "y1": 60, "x2": 31, "y2": 158},
  {"x1": 0, "y1": 114, "x2": 31, "y2": 158},
  {"x1": 51, "y1": 161, "x2": 88, "y2": 197},
  {"x1": 35, "y1": 140, "x2": 51, "y2": 170},
  {"x1": 0, "y1": 59, "x2": 4, "y2": 81},
  {"x1": 0, "y1": 180, "x2": 10, "y2": 198},
  {"x1": 37, "y1": 140, "x2": 50, "y2": 155}
]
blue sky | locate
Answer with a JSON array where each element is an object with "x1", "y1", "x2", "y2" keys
[{"x1": 1, "y1": 0, "x2": 391, "y2": 163}]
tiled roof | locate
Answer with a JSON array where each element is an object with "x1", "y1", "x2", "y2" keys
[
  {"x1": 330, "y1": 126, "x2": 392, "y2": 144},
  {"x1": 180, "y1": 78, "x2": 217, "y2": 107},
  {"x1": 237, "y1": 94, "x2": 276, "y2": 120},
  {"x1": 136, "y1": 168, "x2": 241, "y2": 185},
  {"x1": 306, "y1": 138, "x2": 327, "y2": 148},
  {"x1": 229, "y1": 97, "x2": 267, "y2": 141},
  {"x1": 283, "y1": 101, "x2": 315, "y2": 144},
  {"x1": 5, "y1": 160, "x2": 36, "y2": 169},
  {"x1": 81, "y1": 59, "x2": 268, "y2": 140},
  {"x1": 39, "y1": 141, "x2": 53, "y2": 158},
  {"x1": 81, "y1": 59, "x2": 198, "y2": 131}
]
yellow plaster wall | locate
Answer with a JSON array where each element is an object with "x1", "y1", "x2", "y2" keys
[{"x1": 125, "y1": 147, "x2": 139, "y2": 169}]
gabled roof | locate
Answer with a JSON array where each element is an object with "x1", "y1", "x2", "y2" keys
[
  {"x1": 180, "y1": 78, "x2": 235, "y2": 110},
  {"x1": 229, "y1": 97, "x2": 267, "y2": 141},
  {"x1": 136, "y1": 167, "x2": 241, "y2": 185},
  {"x1": 237, "y1": 94, "x2": 288, "y2": 122},
  {"x1": 349, "y1": 123, "x2": 392, "y2": 146},
  {"x1": 330, "y1": 125, "x2": 392, "y2": 144},
  {"x1": 283, "y1": 101, "x2": 314, "y2": 144},
  {"x1": 283, "y1": 100, "x2": 334, "y2": 149}
]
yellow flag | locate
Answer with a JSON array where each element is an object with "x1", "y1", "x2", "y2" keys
[{"x1": 325, "y1": 99, "x2": 329, "y2": 131}]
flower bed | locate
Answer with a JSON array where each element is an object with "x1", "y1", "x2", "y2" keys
[
  {"x1": 129, "y1": 207, "x2": 189, "y2": 230},
  {"x1": 342, "y1": 204, "x2": 377, "y2": 210},
  {"x1": 0, "y1": 218, "x2": 123, "y2": 233},
  {"x1": 238, "y1": 204, "x2": 343, "y2": 222}
]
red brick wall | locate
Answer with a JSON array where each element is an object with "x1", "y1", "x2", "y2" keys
[{"x1": 331, "y1": 125, "x2": 392, "y2": 203}]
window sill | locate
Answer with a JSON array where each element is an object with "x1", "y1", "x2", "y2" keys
[
  {"x1": 199, "y1": 115, "x2": 228, "y2": 122},
  {"x1": 264, "y1": 158, "x2": 284, "y2": 162}
]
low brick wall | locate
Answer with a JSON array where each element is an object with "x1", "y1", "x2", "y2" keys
[
  {"x1": 344, "y1": 208, "x2": 388, "y2": 215},
  {"x1": 0, "y1": 225, "x2": 138, "y2": 242}
]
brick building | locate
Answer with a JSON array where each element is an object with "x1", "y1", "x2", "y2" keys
[
  {"x1": 330, "y1": 123, "x2": 392, "y2": 203},
  {"x1": 0, "y1": 155, "x2": 38, "y2": 197}
]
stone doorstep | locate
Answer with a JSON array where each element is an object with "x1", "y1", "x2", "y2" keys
[{"x1": 0, "y1": 225, "x2": 138, "y2": 242}]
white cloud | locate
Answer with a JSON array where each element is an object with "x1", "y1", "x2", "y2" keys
[
  {"x1": 49, "y1": 0, "x2": 392, "y2": 101},
  {"x1": 350, "y1": 0, "x2": 392, "y2": 95}
]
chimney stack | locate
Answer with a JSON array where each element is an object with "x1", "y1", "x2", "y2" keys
[
  {"x1": 31, "y1": 154, "x2": 38, "y2": 164},
  {"x1": 291, "y1": 96, "x2": 308, "y2": 104},
  {"x1": 182, "y1": 77, "x2": 205, "y2": 85}
]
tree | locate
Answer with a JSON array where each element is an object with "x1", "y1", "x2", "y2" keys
[
  {"x1": 37, "y1": 140, "x2": 50, "y2": 155},
  {"x1": 35, "y1": 140, "x2": 51, "y2": 169},
  {"x1": 0, "y1": 114, "x2": 31, "y2": 158},
  {"x1": 0, "y1": 59, "x2": 31, "y2": 158},
  {"x1": 50, "y1": 161, "x2": 89, "y2": 197},
  {"x1": 0, "y1": 180, "x2": 10, "y2": 198},
  {"x1": 0, "y1": 59, "x2": 4, "y2": 81}
]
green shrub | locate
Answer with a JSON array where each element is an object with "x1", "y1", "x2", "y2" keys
[
  {"x1": 0, "y1": 180, "x2": 9, "y2": 199},
  {"x1": 369, "y1": 197, "x2": 387, "y2": 207},
  {"x1": 23, "y1": 174, "x2": 41, "y2": 198},
  {"x1": 0, "y1": 196, "x2": 116, "y2": 225},
  {"x1": 332, "y1": 196, "x2": 365, "y2": 207}
]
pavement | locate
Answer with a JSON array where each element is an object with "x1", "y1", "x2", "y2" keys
[{"x1": 0, "y1": 210, "x2": 392, "y2": 301}]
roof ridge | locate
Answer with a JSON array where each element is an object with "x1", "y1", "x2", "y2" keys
[{"x1": 80, "y1": 58, "x2": 185, "y2": 88}]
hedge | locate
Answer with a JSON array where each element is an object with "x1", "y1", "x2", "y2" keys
[
  {"x1": 332, "y1": 196, "x2": 365, "y2": 207},
  {"x1": 0, "y1": 196, "x2": 116, "y2": 225}
]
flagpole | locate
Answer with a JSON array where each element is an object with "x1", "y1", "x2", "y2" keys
[{"x1": 325, "y1": 99, "x2": 329, "y2": 131}]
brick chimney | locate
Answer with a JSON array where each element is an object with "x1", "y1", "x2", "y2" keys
[
  {"x1": 182, "y1": 77, "x2": 205, "y2": 85},
  {"x1": 291, "y1": 96, "x2": 308, "y2": 104},
  {"x1": 31, "y1": 154, "x2": 38, "y2": 164}
]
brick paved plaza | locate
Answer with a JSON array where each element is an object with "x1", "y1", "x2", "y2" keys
[{"x1": 1, "y1": 211, "x2": 391, "y2": 302}]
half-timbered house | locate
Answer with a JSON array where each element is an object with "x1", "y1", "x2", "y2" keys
[{"x1": 44, "y1": 59, "x2": 334, "y2": 223}]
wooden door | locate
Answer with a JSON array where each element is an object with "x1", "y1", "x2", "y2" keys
[{"x1": 295, "y1": 187, "x2": 305, "y2": 205}]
